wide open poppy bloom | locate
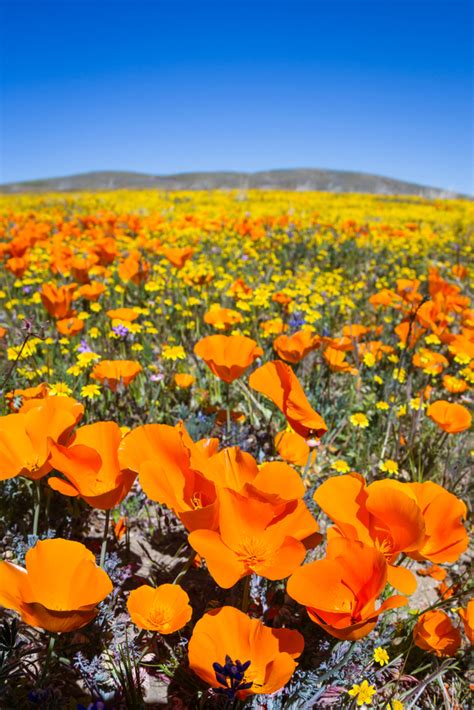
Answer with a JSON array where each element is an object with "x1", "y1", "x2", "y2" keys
[
  {"x1": 194, "y1": 335, "x2": 263, "y2": 383},
  {"x1": 427, "y1": 400, "x2": 472, "y2": 434},
  {"x1": 0, "y1": 396, "x2": 84, "y2": 481},
  {"x1": 406, "y1": 481, "x2": 468, "y2": 563},
  {"x1": 40, "y1": 282, "x2": 77, "y2": 319},
  {"x1": 188, "y1": 606, "x2": 303, "y2": 699},
  {"x1": 287, "y1": 538, "x2": 407, "y2": 640},
  {"x1": 413, "y1": 610, "x2": 462, "y2": 657},
  {"x1": 91, "y1": 360, "x2": 143, "y2": 391},
  {"x1": 188, "y1": 487, "x2": 307, "y2": 588},
  {"x1": 48, "y1": 421, "x2": 137, "y2": 509},
  {"x1": 313, "y1": 474, "x2": 425, "y2": 594},
  {"x1": 273, "y1": 330, "x2": 319, "y2": 364},
  {"x1": 249, "y1": 360, "x2": 327, "y2": 439},
  {"x1": 0, "y1": 539, "x2": 112, "y2": 633},
  {"x1": 203, "y1": 306, "x2": 243, "y2": 331},
  {"x1": 119, "y1": 422, "x2": 219, "y2": 532},
  {"x1": 162, "y1": 246, "x2": 194, "y2": 268},
  {"x1": 127, "y1": 583, "x2": 192, "y2": 633}
]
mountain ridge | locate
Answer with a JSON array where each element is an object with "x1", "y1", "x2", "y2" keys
[{"x1": 0, "y1": 168, "x2": 466, "y2": 198}]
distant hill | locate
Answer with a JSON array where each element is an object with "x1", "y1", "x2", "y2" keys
[{"x1": 0, "y1": 168, "x2": 464, "y2": 197}]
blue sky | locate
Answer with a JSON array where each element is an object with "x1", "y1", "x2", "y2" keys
[{"x1": 1, "y1": 0, "x2": 472, "y2": 192}]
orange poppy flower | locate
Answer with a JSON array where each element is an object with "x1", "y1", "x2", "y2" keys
[
  {"x1": 0, "y1": 326, "x2": 6, "y2": 339},
  {"x1": 174, "y1": 373, "x2": 195, "y2": 388},
  {"x1": 194, "y1": 335, "x2": 263, "y2": 383},
  {"x1": 0, "y1": 396, "x2": 84, "y2": 481},
  {"x1": 76, "y1": 282, "x2": 106, "y2": 301},
  {"x1": 323, "y1": 347, "x2": 358, "y2": 375},
  {"x1": 273, "y1": 330, "x2": 319, "y2": 364},
  {"x1": 406, "y1": 481, "x2": 468, "y2": 563},
  {"x1": 427, "y1": 400, "x2": 472, "y2": 434},
  {"x1": 40, "y1": 282, "x2": 77, "y2": 319},
  {"x1": 394, "y1": 320, "x2": 425, "y2": 348},
  {"x1": 0, "y1": 539, "x2": 112, "y2": 632},
  {"x1": 6, "y1": 256, "x2": 28, "y2": 277},
  {"x1": 91, "y1": 360, "x2": 142, "y2": 391},
  {"x1": 188, "y1": 487, "x2": 307, "y2": 588},
  {"x1": 313, "y1": 474, "x2": 425, "y2": 593},
  {"x1": 70, "y1": 253, "x2": 99, "y2": 283},
  {"x1": 204, "y1": 307, "x2": 244, "y2": 330},
  {"x1": 341, "y1": 324, "x2": 370, "y2": 340},
  {"x1": 6, "y1": 382, "x2": 50, "y2": 410},
  {"x1": 287, "y1": 537, "x2": 407, "y2": 640},
  {"x1": 274, "y1": 429, "x2": 317, "y2": 467},
  {"x1": 320, "y1": 336, "x2": 353, "y2": 352},
  {"x1": 249, "y1": 360, "x2": 327, "y2": 439},
  {"x1": 413, "y1": 610, "x2": 461, "y2": 657},
  {"x1": 162, "y1": 246, "x2": 194, "y2": 268},
  {"x1": 442, "y1": 375, "x2": 468, "y2": 394},
  {"x1": 188, "y1": 606, "x2": 303, "y2": 698},
  {"x1": 118, "y1": 253, "x2": 150, "y2": 284},
  {"x1": 127, "y1": 583, "x2": 192, "y2": 633},
  {"x1": 412, "y1": 348, "x2": 449, "y2": 375},
  {"x1": 458, "y1": 599, "x2": 474, "y2": 645},
  {"x1": 119, "y1": 422, "x2": 219, "y2": 531},
  {"x1": 48, "y1": 421, "x2": 137, "y2": 509},
  {"x1": 114, "y1": 516, "x2": 128, "y2": 541},
  {"x1": 56, "y1": 316, "x2": 85, "y2": 337},
  {"x1": 106, "y1": 307, "x2": 139, "y2": 322}
]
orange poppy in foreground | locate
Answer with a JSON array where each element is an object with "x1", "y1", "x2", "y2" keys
[
  {"x1": 274, "y1": 429, "x2": 317, "y2": 467},
  {"x1": 413, "y1": 610, "x2": 461, "y2": 657},
  {"x1": 188, "y1": 606, "x2": 303, "y2": 699},
  {"x1": 314, "y1": 474, "x2": 425, "y2": 594},
  {"x1": 48, "y1": 421, "x2": 137, "y2": 509},
  {"x1": 427, "y1": 400, "x2": 472, "y2": 434},
  {"x1": 188, "y1": 487, "x2": 307, "y2": 588},
  {"x1": 119, "y1": 422, "x2": 219, "y2": 532},
  {"x1": 287, "y1": 538, "x2": 407, "y2": 640},
  {"x1": 273, "y1": 330, "x2": 319, "y2": 364},
  {"x1": 127, "y1": 583, "x2": 192, "y2": 633},
  {"x1": 0, "y1": 396, "x2": 84, "y2": 481},
  {"x1": 194, "y1": 335, "x2": 263, "y2": 383},
  {"x1": 406, "y1": 481, "x2": 468, "y2": 563},
  {"x1": 91, "y1": 360, "x2": 142, "y2": 391},
  {"x1": 0, "y1": 539, "x2": 112, "y2": 632},
  {"x1": 249, "y1": 360, "x2": 327, "y2": 439}
]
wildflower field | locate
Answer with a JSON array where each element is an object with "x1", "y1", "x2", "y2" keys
[{"x1": 0, "y1": 189, "x2": 472, "y2": 709}]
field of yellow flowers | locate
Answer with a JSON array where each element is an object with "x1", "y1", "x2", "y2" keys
[{"x1": 0, "y1": 189, "x2": 472, "y2": 709}]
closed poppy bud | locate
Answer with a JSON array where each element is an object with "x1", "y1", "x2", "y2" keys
[
  {"x1": 427, "y1": 400, "x2": 472, "y2": 434},
  {"x1": 114, "y1": 516, "x2": 128, "y2": 541},
  {"x1": 274, "y1": 429, "x2": 316, "y2": 467},
  {"x1": 0, "y1": 539, "x2": 112, "y2": 633},
  {"x1": 413, "y1": 610, "x2": 461, "y2": 657},
  {"x1": 127, "y1": 583, "x2": 192, "y2": 633},
  {"x1": 188, "y1": 606, "x2": 303, "y2": 698},
  {"x1": 194, "y1": 335, "x2": 263, "y2": 383}
]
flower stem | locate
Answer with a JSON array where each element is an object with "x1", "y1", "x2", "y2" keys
[
  {"x1": 241, "y1": 575, "x2": 251, "y2": 613},
  {"x1": 173, "y1": 550, "x2": 197, "y2": 584},
  {"x1": 32, "y1": 481, "x2": 41, "y2": 537},
  {"x1": 100, "y1": 509, "x2": 111, "y2": 568},
  {"x1": 40, "y1": 634, "x2": 56, "y2": 687}
]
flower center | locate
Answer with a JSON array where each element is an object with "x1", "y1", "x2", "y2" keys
[{"x1": 236, "y1": 537, "x2": 271, "y2": 571}]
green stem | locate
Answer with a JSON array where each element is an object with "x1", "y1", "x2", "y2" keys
[
  {"x1": 40, "y1": 634, "x2": 56, "y2": 687},
  {"x1": 173, "y1": 550, "x2": 197, "y2": 584},
  {"x1": 100, "y1": 509, "x2": 111, "y2": 568},
  {"x1": 241, "y1": 575, "x2": 251, "y2": 613},
  {"x1": 33, "y1": 481, "x2": 41, "y2": 537}
]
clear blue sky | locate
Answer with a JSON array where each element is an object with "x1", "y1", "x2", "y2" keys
[{"x1": 1, "y1": 0, "x2": 472, "y2": 192}]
